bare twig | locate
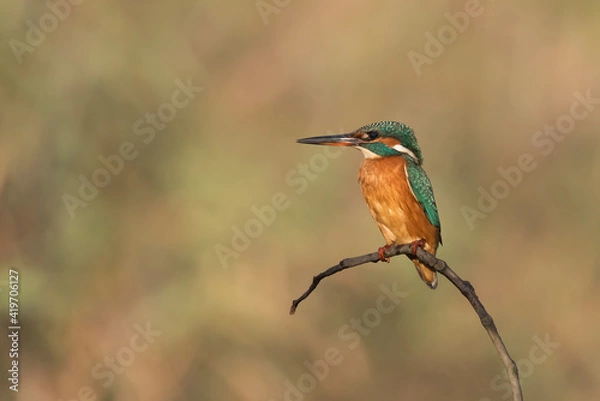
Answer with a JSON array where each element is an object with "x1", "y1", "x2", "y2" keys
[{"x1": 290, "y1": 243, "x2": 523, "y2": 401}]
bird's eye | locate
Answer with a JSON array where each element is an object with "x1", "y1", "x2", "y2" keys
[{"x1": 363, "y1": 131, "x2": 379, "y2": 141}]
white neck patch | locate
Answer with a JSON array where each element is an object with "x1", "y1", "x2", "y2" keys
[{"x1": 392, "y1": 144, "x2": 418, "y2": 162}]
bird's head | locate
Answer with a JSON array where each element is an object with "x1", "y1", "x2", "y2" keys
[{"x1": 297, "y1": 121, "x2": 423, "y2": 164}]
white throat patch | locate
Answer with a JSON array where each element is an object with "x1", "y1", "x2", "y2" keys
[{"x1": 356, "y1": 146, "x2": 380, "y2": 159}]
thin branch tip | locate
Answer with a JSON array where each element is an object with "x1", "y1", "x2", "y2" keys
[{"x1": 289, "y1": 242, "x2": 523, "y2": 401}]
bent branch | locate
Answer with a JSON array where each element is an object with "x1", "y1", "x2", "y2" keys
[{"x1": 290, "y1": 243, "x2": 523, "y2": 401}]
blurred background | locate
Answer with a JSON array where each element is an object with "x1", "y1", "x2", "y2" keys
[{"x1": 1, "y1": 0, "x2": 599, "y2": 400}]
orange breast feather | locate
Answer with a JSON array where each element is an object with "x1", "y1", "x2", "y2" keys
[{"x1": 358, "y1": 156, "x2": 440, "y2": 254}]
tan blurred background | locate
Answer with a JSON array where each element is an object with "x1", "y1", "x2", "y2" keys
[{"x1": 1, "y1": 0, "x2": 599, "y2": 400}]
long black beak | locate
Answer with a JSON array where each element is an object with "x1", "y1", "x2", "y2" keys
[{"x1": 296, "y1": 133, "x2": 359, "y2": 147}]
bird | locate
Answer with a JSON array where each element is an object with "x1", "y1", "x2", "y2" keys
[{"x1": 297, "y1": 121, "x2": 442, "y2": 289}]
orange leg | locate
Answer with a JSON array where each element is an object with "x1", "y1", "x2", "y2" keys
[
  {"x1": 378, "y1": 245, "x2": 391, "y2": 263},
  {"x1": 410, "y1": 239, "x2": 426, "y2": 255}
]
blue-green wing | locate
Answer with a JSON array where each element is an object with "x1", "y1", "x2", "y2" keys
[{"x1": 405, "y1": 159, "x2": 442, "y2": 244}]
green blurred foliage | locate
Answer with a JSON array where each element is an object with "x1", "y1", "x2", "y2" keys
[{"x1": 1, "y1": 1, "x2": 599, "y2": 400}]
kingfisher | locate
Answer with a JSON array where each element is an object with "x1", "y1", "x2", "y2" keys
[{"x1": 297, "y1": 121, "x2": 442, "y2": 289}]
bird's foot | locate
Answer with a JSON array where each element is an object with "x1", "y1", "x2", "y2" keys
[
  {"x1": 410, "y1": 239, "x2": 426, "y2": 256},
  {"x1": 377, "y1": 245, "x2": 391, "y2": 263}
]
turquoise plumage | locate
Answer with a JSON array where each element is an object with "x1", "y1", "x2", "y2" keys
[{"x1": 405, "y1": 156, "x2": 442, "y2": 244}]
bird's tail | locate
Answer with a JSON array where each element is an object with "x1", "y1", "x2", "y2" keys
[{"x1": 412, "y1": 259, "x2": 438, "y2": 289}]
